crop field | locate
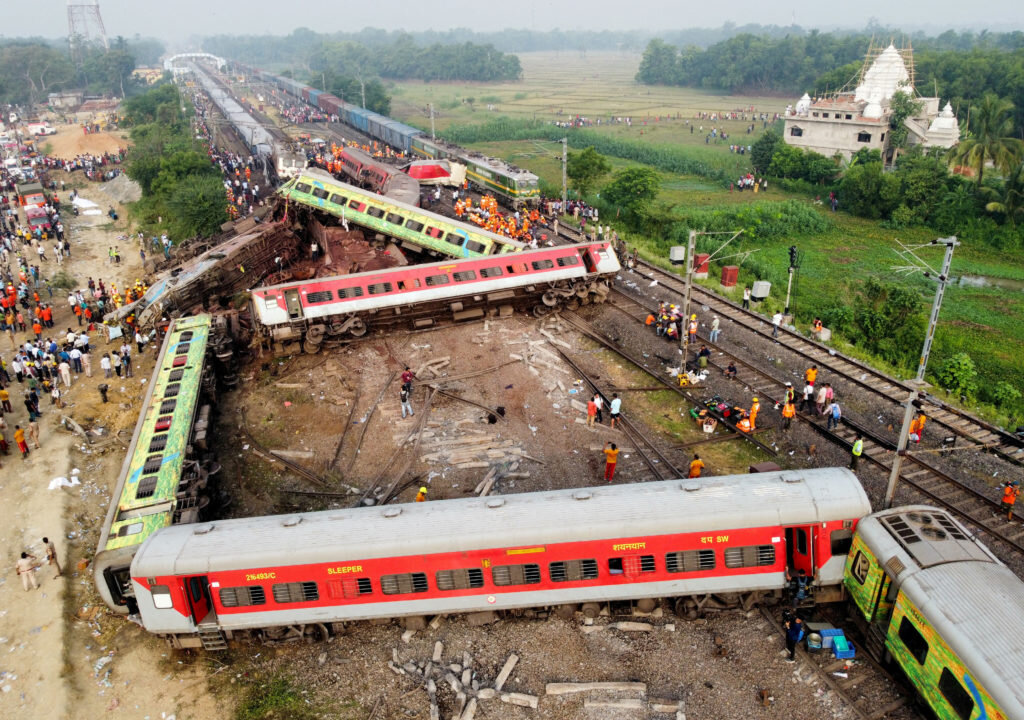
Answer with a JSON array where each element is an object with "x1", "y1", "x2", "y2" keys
[{"x1": 391, "y1": 51, "x2": 788, "y2": 137}]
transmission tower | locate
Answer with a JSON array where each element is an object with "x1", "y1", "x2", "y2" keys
[{"x1": 67, "y1": 0, "x2": 110, "y2": 63}]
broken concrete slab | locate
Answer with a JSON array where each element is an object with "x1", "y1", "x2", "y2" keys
[
  {"x1": 494, "y1": 653, "x2": 519, "y2": 691},
  {"x1": 545, "y1": 682, "x2": 647, "y2": 696}
]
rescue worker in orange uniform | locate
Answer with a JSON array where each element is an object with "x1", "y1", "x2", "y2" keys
[
  {"x1": 688, "y1": 454, "x2": 705, "y2": 478},
  {"x1": 748, "y1": 397, "x2": 760, "y2": 430},
  {"x1": 416, "y1": 487, "x2": 428, "y2": 502},
  {"x1": 1000, "y1": 481, "x2": 1020, "y2": 521},
  {"x1": 908, "y1": 413, "x2": 927, "y2": 443},
  {"x1": 781, "y1": 399, "x2": 796, "y2": 429}
]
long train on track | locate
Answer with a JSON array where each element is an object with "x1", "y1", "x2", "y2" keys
[
  {"x1": 235, "y1": 62, "x2": 540, "y2": 207},
  {"x1": 279, "y1": 168, "x2": 525, "y2": 260},
  {"x1": 250, "y1": 240, "x2": 618, "y2": 353},
  {"x1": 94, "y1": 315, "x2": 221, "y2": 614}
]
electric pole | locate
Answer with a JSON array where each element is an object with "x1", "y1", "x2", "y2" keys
[
  {"x1": 561, "y1": 137, "x2": 568, "y2": 211},
  {"x1": 680, "y1": 229, "x2": 698, "y2": 355},
  {"x1": 430, "y1": 103, "x2": 435, "y2": 140},
  {"x1": 884, "y1": 236, "x2": 959, "y2": 508},
  {"x1": 784, "y1": 245, "x2": 798, "y2": 315}
]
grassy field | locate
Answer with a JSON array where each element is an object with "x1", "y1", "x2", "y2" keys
[{"x1": 395, "y1": 52, "x2": 1022, "y2": 421}]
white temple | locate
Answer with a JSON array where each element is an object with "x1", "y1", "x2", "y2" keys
[{"x1": 783, "y1": 44, "x2": 959, "y2": 162}]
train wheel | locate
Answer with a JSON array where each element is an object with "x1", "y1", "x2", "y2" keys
[
  {"x1": 580, "y1": 602, "x2": 601, "y2": 618},
  {"x1": 554, "y1": 604, "x2": 577, "y2": 620},
  {"x1": 675, "y1": 598, "x2": 699, "y2": 621},
  {"x1": 564, "y1": 299, "x2": 581, "y2": 311},
  {"x1": 306, "y1": 324, "x2": 326, "y2": 343},
  {"x1": 542, "y1": 290, "x2": 560, "y2": 307},
  {"x1": 532, "y1": 304, "x2": 553, "y2": 318},
  {"x1": 305, "y1": 623, "x2": 329, "y2": 643},
  {"x1": 348, "y1": 318, "x2": 367, "y2": 337},
  {"x1": 303, "y1": 340, "x2": 321, "y2": 354},
  {"x1": 636, "y1": 598, "x2": 657, "y2": 613}
]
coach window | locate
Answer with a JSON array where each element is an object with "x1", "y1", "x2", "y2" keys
[
  {"x1": 272, "y1": 581, "x2": 320, "y2": 603},
  {"x1": 329, "y1": 194, "x2": 346, "y2": 206},
  {"x1": 367, "y1": 282, "x2": 393, "y2": 295},
  {"x1": 531, "y1": 259, "x2": 555, "y2": 270},
  {"x1": 381, "y1": 572, "x2": 429, "y2": 595},
  {"x1": 338, "y1": 287, "x2": 365, "y2": 299},
  {"x1": 938, "y1": 668, "x2": 974, "y2": 720},
  {"x1": 897, "y1": 616, "x2": 929, "y2": 665},
  {"x1": 295, "y1": 182, "x2": 312, "y2": 194},
  {"x1": 425, "y1": 274, "x2": 450, "y2": 287},
  {"x1": 219, "y1": 586, "x2": 267, "y2": 607},
  {"x1": 366, "y1": 206, "x2": 385, "y2": 219},
  {"x1": 135, "y1": 476, "x2": 159, "y2": 499},
  {"x1": 609, "y1": 555, "x2": 656, "y2": 577},
  {"x1": 436, "y1": 568, "x2": 485, "y2": 591},
  {"x1": 666, "y1": 549, "x2": 716, "y2": 573},
  {"x1": 556, "y1": 255, "x2": 579, "y2": 267},
  {"x1": 479, "y1": 267, "x2": 503, "y2": 278},
  {"x1": 465, "y1": 240, "x2": 487, "y2": 254},
  {"x1": 305, "y1": 290, "x2": 333, "y2": 304},
  {"x1": 348, "y1": 200, "x2": 366, "y2": 212},
  {"x1": 311, "y1": 188, "x2": 329, "y2": 199},
  {"x1": 491, "y1": 564, "x2": 541, "y2": 586},
  {"x1": 506, "y1": 262, "x2": 528, "y2": 275},
  {"x1": 849, "y1": 551, "x2": 870, "y2": 585},
  {"x1": 830, "y1": 529, "x2": 854, "y2": 555},
  {"x1": 724, "y1": 545, "x2": 776, "y2": 568},
  {"x1": 385, "y1": 213, "x2": 404, "y2": 225},
  {"x1": 549, "y1": 559, "x2": 598, "y2": 582},
  {"x1": 425, "y1": 226, "x2": 443, "y2": 238},
  {"x1": 406, "y1": 220, "x2": 424, "y2": 232},
  {"x1": 397, "y1": 279, "x2": 421, "y2": 291},
  {"x1": 452, "y1": 270, "x2": 477, "y2": 282},
  {"x1": 151, "y1": 585, "x2": 173, "y2": 609},
  {"x1": 326, "y1": 578, "x2": 373, "y2": 599}
]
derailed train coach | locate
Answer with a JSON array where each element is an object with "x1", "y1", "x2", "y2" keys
[{"x1": 130, "y1": 468, "x2": 871, "y2": 649}]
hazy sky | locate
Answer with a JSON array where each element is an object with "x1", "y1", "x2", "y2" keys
[{"x1": 5, "y1": 0, "x2": 1022, "y2": 42}]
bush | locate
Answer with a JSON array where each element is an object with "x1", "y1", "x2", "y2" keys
[
  {"x1": 935, "y1": 352, "x2": 978, "y2": 399},
  {"x1": 49, "y1": 270, "x2": 77, "y2": 290},
  {"x1": 990, "y1": 380, "x2": 1022, "y2": 409}
]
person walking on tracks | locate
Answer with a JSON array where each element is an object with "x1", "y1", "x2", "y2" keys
[
  {"x1": 804, "y1": 365, "x2": 818, "y2": 387},
  {"x1": 771, "y1": 311, "x2": 782, "y2": 338},
  {"x1": 784, "y1": 614, "x2": 805, "y2": 663},
  {"x1": 850, "y1": 434, "x2": 864, "y2": 470},
  {"x1": 603, "y1": 442, "x2": 620, "y2": 482},
  {"x1": 43, "y1": 536, "x2": 61, "y2": 578},
  {"x1": 781, "y1": 399, "x2": 796, "y2": 429},
  {"x1": 400, "y1": 385, "x2": 414, "y2": 419},
  {"x1": 826, "y1": 399, "x2": 841, "y2": 431},
  {"x1": 999, "y1": 480, "x2": 1020, "y2": 522},
  {"x1": 609, "y1": 393, "x2": 622, "y2": 429},
  {"x1": 16, "y1": 551, "x2": 38, "y2": 591}
]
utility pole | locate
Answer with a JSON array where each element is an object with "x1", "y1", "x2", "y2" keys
[
  {"x1": 680, "y1": 229, "x2": 698, "y2": 356},
  {"x1": 561, "y1": 137, "x2": 568, "y2": 211},
  {"x1": 430, "y1": 103, "x2": 435, "y2": 140},
  {"x1": 883, "y1": 236, "x2": 959, "y2": 508},
  {"x1": 784, "y1": 245, "x2": 798, "y2": 315}
]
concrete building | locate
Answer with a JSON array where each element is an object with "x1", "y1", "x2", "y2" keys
[{"x1": 783, "y1": 44, "x2": 959, "y2": 162}]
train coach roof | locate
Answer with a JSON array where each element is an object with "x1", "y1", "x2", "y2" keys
[
  {"x1": 857, "y1": 509, "x2": 1024, "y2": 713},
  {"x1": 132, "y1": 468, "x2": 870, "y2": 577}
]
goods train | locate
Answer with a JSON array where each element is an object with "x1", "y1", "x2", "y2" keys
[
  {"x1": 94, "y1": 316, "x2": 220, "y2": 613},
  {"x1": 845, "y1": 506, "x2": 1024, "y2": 720},
  {"x1": 188, "y1": 63, "x2": 306, "y2": 180},
  {"x1": 249, "y1": 239, "x2": 618, "y2": 352},
  {"x1": 129, "y1": 468, "x2": 872, "y2": 649},
  {"x1": 235, "y1": 62, "x2": 540, "y2": 207},
  {"x1": 278, "y1": 168, "x2": 525, "y2": 260}
]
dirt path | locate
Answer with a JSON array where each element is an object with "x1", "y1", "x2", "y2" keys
[{"x1": 0, "y1": 175, "x2": 221, "y2": 720}]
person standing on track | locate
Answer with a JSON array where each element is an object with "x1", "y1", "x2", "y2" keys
[
  {"x1": 781, "y1": 399, "x2": 796, "y2": 429},
  {"x1": 688, "y1": 454, "x2": 704, "y2": 478},
  {"x1": 742, "y1": 287, "x2": 751, "y2": 310},
  {"x1": 16, "y1": 551, "x2": 39, "y2": 591},
  {"x1": 586, "y1": 396, "x2": 597, "y2": 427},
  {"x1": 592, "y1": 393, "x2": 604, "y2": 424},
  {"x1": 709, "y1": 315, "x2": 721, "y2": 343},
  {"x1": 999, "y1": 480, "x2": 1020, "y2": 521},
  {"x1": 850, "y1": 435, "x2": 863, "y2": 470},
  {"x1": 400, "y1": 384, "x2": 414, "y2": 419},
  {"x1": 826, "y1": 399, "x2": 841, "y2": 431},
  {"x1": 603, "y1": 442, "x2": 620, "y2": 482},
  {"x1": 908, "y1": 413, "x2": 927, "y2": 443},
  {"x1": 748, "y1": 397, "x2": 760, "y2": 431},
  {"x1": 771, "y1": 311, "x2": 782, "y2": 338},
  {"x1": 804, "y1": 365, "x2": 818, "y2": 387},
  {"x1": 784, "y1": 614, "x2": 805, "y2": 663},
  {"x1": 609, "y1": 393, "x2": 621, "y2": 429}
]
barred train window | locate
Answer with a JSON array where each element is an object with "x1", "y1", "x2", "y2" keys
[
  {"x1": 492, "y1": 564, "x2": 541, "y2": 586},
  {"x1": 366, "y1": 206, "x2": 385, "y2": 219},
  {"x1": 338, "y1": 286, "x2": 364, "y2": 299},
  {"x1": 295, "y1": 183, "x2": 312, "y2": 193},
  {"x1": 381, "y1": 573, "x2": 429, "y2": 595},
  {"x1": 466, "y1": 240, "x2": 487, "y2": 254},
  {"x1": 329, "y1": 194, "x2": 346, "y2": 206},
  {"x1": 666, "y1": 549, "x2": 716, "y2": 573},
  {"x1": 326, "y1": 578, "x2": 373, "y2": 599},
  {"x1": 425, "y1": 275, "x2": 450, "y2": 287},
  {"x1": 549, "y1": 559, "x2": 598, "y2": 582},
  {"x1": 435, "y1": 568, "x2": 484, "y2": 591},
  {"x1": 305, "y1": 290, "x2": 333, "y2": 304},
  {"x1": 479, "y1": 267, "x2": 503, "y2": 278},
  {"x1": 219, "y1": 586, "x2": 267, "y2": 607},
  {"x1": 723, "y1": 545, "x2": 775, "y2": 568},
  {"x1": 311, "y1": 188, "x2": 329, "y2": 199},
  {"x1": 556, "y1": 255, "x2": 579, "y2": 267},
  {"x1": 452, "y1": 270, "x2": 476, "y2": 282},
  {"x1": 367, "y1": 282, "x2": 393, "y2": 295},
  {"x1": 531, "y1": 259, "x2": 554, "y2": 270},
  {"x1": 272, "y1": 581, "x2": 319, "y2": 603}
]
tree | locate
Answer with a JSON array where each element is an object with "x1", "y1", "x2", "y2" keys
[
  {"x1": 751, "y1": 130, "x2": 781, "y2": 174},
  {"x1": 602, "y1": 168, "x2": 661, "y2": 212},
  {"x1": 887, "y1": 90, "x2": 924, "y2": 163},
  {"x1": 566, "y1": 146, "x2": 611, "y2": 198},
  {"x1": 950, "y1": 93, "x2": 1024, "y2": 186},
  {"x1": 636, "y1": 39, "x2": 679, "y2": 84},
  {"x1": 167, "y1": 174, "x2": 229, "y2": 240},
  {"x1": 983, "y1": 160, "x2": 1024, "y2": 224}
]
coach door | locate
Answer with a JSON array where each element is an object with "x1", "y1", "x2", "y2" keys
[
  {"x1": 185, "y1": 576, "x2": 212, "y2": 625},
  {"x1": 784, "y1": 526, "x2": 814, "y2": 577},
  {"x1": 284, "y1": 290, "x2": 303, "y2": 320}
]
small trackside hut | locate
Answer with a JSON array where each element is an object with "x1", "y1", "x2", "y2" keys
[
  {"x1": 845, "y1": 506, "x2": 1024, "y2": 720},
  {"x1": 129, "y1": 468, "x2": 870, "y2": 650}
]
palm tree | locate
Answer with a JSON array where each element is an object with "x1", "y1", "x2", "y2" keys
[
  {"x1": 951, "y1": 94, "x2": 1024, "y2": 186},
  {"x1": 983, "y1": 160, "x2": 1024, "y2": 225}
]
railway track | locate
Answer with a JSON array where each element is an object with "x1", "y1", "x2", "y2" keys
[
  {"x1": 603, "y1": 288, "x2": 1024, "y2": 559},
  {"x1": 627, "y1": 258, "x2": 1024, "y2": 467}
]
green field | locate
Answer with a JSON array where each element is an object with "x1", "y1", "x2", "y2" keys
[{"x1": 390, "y1": 53, "x2": 1024, "y2": 422}]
